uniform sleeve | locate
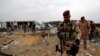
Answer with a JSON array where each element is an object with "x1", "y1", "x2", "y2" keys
[
  {"x1": 87, "y1": 21, "x2": 91, "y2": 34},
  {"x1": 74, "y1": 22, "x2": 81, "y2": 39},
  {"x1": 57, "y1": 22, "x2": 62, "y2": 32}
]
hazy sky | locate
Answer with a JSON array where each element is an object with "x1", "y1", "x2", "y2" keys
[{"x1": 0, "y1": 0, "x2": 100, "y2": 23}]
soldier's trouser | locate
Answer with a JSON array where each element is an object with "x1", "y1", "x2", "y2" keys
[
  {"x1": 81, "y1": 31, "x2": 89, "y2": 49},
  {"x1": 59, "y1": 40, "x2": 80, "y2": 56},
  {"x1": 32, "y1": 29, "x2": 35, "y2": 33},
  {"x1": 69, "y1": 44, "x2": 79, "y2": 56}
]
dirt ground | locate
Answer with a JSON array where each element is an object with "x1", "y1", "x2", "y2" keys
[{"x1": 0, "y1": 32, "x2": 100, "y2": 56}]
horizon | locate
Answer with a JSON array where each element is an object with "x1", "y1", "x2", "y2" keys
[{"x1": 0, "y1": 0, "x2": 100, "y2": 23}]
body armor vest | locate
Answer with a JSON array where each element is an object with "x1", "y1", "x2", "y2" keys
[{"x1": 58, "y1": 21, "x2": 76, "y2": 41}]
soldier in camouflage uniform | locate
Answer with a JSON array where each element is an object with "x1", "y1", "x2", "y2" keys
[
  {"x1": 79, "y1": 16, "x2": 91, "y2": 49},
  {"x1": 56, "y1": 10, "x2": 81, "y2": 56}
]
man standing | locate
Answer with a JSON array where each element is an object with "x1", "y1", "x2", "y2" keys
[
  {"x1": 31, "y1": 22, "x2": 36, "y2": 34},
  {"x1": 23, "y1": 22, "x2": 28, "y2": 32},
  {"x1": 89, "y1": 21, "x2": 96, "y2": 40},
  {"x1": 57, "y1": 10, "x2": 81, "y2": 56},
  {"x1": 79, "y1": 16, "x2": 91, "y2": 49}
]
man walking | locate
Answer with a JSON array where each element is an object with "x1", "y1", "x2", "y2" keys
[
  {"x1": 79, "y1": 16, "x2": 91, "y2": 49},
  {"x1": 57, "y1": 10, "x2": 81, "y2": 56},
  {"x1": 31, "y1": 22, "x2": 36, "y2": 34}
]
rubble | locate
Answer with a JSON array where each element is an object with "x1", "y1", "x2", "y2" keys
[
  {"x1": 0, "y1": 30, "x2": 100, "y2": 56},
  {"x1": 1, "y1": 45, "x2": 9, "y2": 50},
  {"x1": 0, "y1": 32, "x2": 7, "y2": 38},
  {"x1": 0, "y1": 40, "x2": 22, "y2": 50},
  {"x1": 11, "y1": 40, "x2": 21, "y2": 46},
  {"x1": 2, "y1": 32, "x2": 7, "y2": 35},
  {"x1": 85, "y1": 52, "x2": 93, "y2": 56},
  {"x1": 0, "y1": 51, "x2": 12, "y2": 56}
]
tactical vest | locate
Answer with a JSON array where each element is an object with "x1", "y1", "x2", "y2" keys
[{"x1": 58, "y1": 21, "x2": 76, "y2": 41}]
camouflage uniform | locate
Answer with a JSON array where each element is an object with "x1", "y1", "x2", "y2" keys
[
  {"x1": 79, "y1": 16, "x2": 91, "y2": 49},
  {"x1": 57, "y1": 21, "x2": 81, "y2": 56}
]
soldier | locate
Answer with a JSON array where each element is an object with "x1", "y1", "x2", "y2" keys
[
  {"x1": 79, "y1": 16, "x2": 91, "y2": 49},
  {"x1": 89, "y1": 21, "x2": 96, "y2": 40},
  {"x1": 57, "y1": 10, "x2": 81, "y2": 56},
  {"x1": 31, "y1": 22, "x2": 36, "y2": 33},
  {"x1": 23, "y1": 22, "x2": 28, "y2": 32}
]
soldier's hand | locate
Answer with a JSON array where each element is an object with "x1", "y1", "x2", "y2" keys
[{"x1": 74, "y1": 39, "x2": 80, "y2": 45}]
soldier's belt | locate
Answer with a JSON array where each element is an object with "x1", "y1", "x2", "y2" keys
[
  {"x1": 61, "y1": 40, "x2": 74, "y2": 46},
  {"x1": 61, "y1": 40, "x2": 74, "y2": 51}
]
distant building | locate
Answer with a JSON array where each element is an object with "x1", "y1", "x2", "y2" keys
[{"x1": 0, "y1": 20, "x2": 41, "y2": 31}]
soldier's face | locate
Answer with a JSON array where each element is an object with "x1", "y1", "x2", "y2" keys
[
  {"x1": 64, "y1": 16, "x2": 70, "y2": 21},
  {"x1": 80, "y1": 17, "x2": 85, "y2": 23},
  {"x1": 81, "y1": 19, "x2": 85, "y2": 23}
]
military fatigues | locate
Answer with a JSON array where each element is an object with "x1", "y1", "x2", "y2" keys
[
  {"x1": 79, "y1": 20, "x2": 91, "y2": 49},
  {"x1": 57, "y1": 21, "x2": 81, "y2": 56}
]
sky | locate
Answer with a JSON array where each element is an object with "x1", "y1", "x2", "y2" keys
[{"x1": 0, "y1": 0, "x2": 100, "y2": 23}]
